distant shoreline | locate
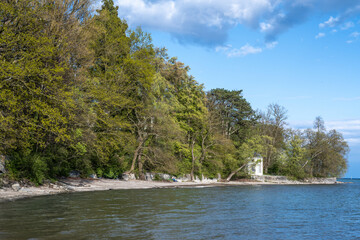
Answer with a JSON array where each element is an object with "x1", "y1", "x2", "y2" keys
[{"x1": 0, "y1": 178, "x2": 342, "y2": 203}]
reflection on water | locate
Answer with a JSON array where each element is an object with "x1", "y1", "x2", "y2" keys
[{"x1": 1, "y1": 180, "x2": 360, "y2": 239}]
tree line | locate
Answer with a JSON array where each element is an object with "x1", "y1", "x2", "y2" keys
[{"x1": 0, "y1": 0, "x2": 349, "y2": 183}]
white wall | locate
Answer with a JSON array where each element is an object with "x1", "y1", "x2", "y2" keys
[{"x1": 247, "y1": 157, "x2": 263, "y2": 176}]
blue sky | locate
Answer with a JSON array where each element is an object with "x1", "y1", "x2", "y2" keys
[{"x1": 111, "y1": 0, "x2": 360, "y2": 177}]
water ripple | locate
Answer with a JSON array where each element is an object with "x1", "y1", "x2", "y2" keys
[{"x1": 1, "y1": 182, "x2": 360, "y2": 239}]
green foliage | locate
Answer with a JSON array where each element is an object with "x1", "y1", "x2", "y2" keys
[
  {"x1": 257, "y1": 104, "x2": 288, "y2": 173},
  {"x1": 207, "y1": 88, "x2": 255, "y2": 142},
  {"x1": 7, "y1": 151, "x2": 48, "y2": 184},
  {"x1": 304, "y1": 118, "x2": 349, "y2": 178},
  {"x1": 1, "y1": 0, "x2": 348, "y2": 183},
  {"x1": 283, "y1": 132, "x2": 307, "y2": 179},
  {"x1": 266, "y1": 117, "x2": 349, "y2": 179},
  {"x1": 153, "y1": 174, "x2": 161, "y2": 181},
  {"x1": 32, "y1": 155, "x2": 48, "y2": 185},
  {"x1": 104, "y1": 169, "x2": 116, "y2": 179},
  {"x1": 267, "y1": 157, "x2": 285, "y2": 175},
  {"x1": 0, "y1": 0, "x2": 74, "y2": 152},
  {"x1": 96, "y1": 168, "x2": 103, "y2": 178}
]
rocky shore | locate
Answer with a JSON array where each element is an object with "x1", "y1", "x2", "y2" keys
[{"x1": 0, "y1": 176, "x2": 342, "y2": 203}]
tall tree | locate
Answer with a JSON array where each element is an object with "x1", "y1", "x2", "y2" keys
[
  {"x1": 305, "y1": 117, "x2": 348, "y2": 177},
  {"x1": 178, "y1": 77, "x2": 208, "y2": 180},
  {"x1": 257, "y1": 103, "x2": 288, "y2": 173},
  {"x1": 86, "y1": 0, "x2": 133, "y2": 175},
  {"x1": 207, "y1": 88, "x2": 255, "y2": 142},
  {"x1": 159, "y1": 57, "x2": 209, "y2": 180},
  {"x1": 0, "y1": 0, "x2": 92, "y2": 182},
  {"x1": 206, "y1": 88, "x2": 257, "y2": 180},
  {"x1": 127, "y1": 73, "x2": 182, "y2": 177},
  {"x1": 124, "y1": 27, "x2": 158, "y2": 175},
  {"x1": 283, "y1": 130, "x2": 307, "y2": 179}
]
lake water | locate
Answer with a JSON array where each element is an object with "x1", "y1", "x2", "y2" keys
[{"x1": 1, "y1": 179, "x2": 360, "y2": 239}]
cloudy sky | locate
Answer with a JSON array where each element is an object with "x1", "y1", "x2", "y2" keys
[{"x1": 110, "y1": 0, "x2": 360, "y2": 177}]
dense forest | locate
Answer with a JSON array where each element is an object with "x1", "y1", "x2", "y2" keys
[{"x1": 0, "y1": 0, "x2": 349, "y2": 184}]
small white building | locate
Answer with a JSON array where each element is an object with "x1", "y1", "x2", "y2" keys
[{"x1": 247, "y1": 156, "x2": 263, "y2": 176}]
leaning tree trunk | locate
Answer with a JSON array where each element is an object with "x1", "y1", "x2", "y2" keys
[
  {"x1": 226, "y1": 163, "x2": 247, "y2": 182},
  {"x1": 126, "y1": 137, "x2": 143, "y2": 174}
]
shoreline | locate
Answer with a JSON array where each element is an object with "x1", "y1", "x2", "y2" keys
[{"x1": 0, "y1": 178, "x2": 343, "y2": 203}]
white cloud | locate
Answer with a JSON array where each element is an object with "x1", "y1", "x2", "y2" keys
[
  {"x1": 345, "y1": 138, "x2": 360, "y2": 145},
  {"x1": 217, "y1": 44, "x2": 263, "y2": 57},
  {"x1": 319, "y1": 16, "x2": 339, "y2": 28},
  {"x1": 229, "y1": 44, "x2": 263, "y2": 57},
  {"x1": 326, "y1": 120, "x2": 360, "y2": 146},
  {"x1": 341, "y1": 21, "x2": 354, "y2": 30},
  {"x1": 114, "y1": 0, "x2": 278, "y2": 45},
  {"x1": 108, "y1": 0, "x2": 360, "y2": 46},
  {"x1": 260, "y1": 22, "x2": 273, "y2": 32},
  {"x1": 290, "y1": 119, "x2": 360, "y2": 146},
  {"x1": 351, "y1": 31, "x2": 360, "y2": 38},
  {"x1": 265, "y1": 41, "x2": 278, "y2": 49},
  {"x1": 345, "y1": 31, "x2": 360, "y2": 43},
  {"x1": 326, "y1": 120, "x2": 360, "y2": 131},
  {"x1": 315, "y1": 32, "x2": 325, "y2": 39},
  {"x1": 291, "y1": 119, "x2": 360, "y2": 131},
  {"x1": 319, "y1": 4, "x2": 360, "y2": 29},
  {"x1": 216, "y1": 41, "x2": 278, "y2": 57},
  {"x1": 336, "y1": 131, "x2": 360, "y2": 137},
  {"x1": 215, "y1": 45, "x2": 231, "y2": 52}
]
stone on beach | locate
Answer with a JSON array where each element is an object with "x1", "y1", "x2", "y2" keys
[
  {"x1": 145, "y1": 173, "x2": 155, "y2": 181},
  {"x1": 69, "y1": 171, "x2": 81, "y2": 178},
  {"x1": 89, "y1": 173, "x2": 97, "y2": 179},
  {"x1": 121, "y1": 173, "x2": 136, "y2": 181},
  {"x1": 11, "y1": 183, "x2": 21, "y2": 192}
]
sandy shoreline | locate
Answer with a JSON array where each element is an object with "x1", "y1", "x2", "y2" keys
[{"x1": 0, "y1": 178, "x2": 342, "y2": 203}]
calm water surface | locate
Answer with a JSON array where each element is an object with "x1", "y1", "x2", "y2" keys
[{"x1": 1, "y1": 179, "x2": 360, "y2": 239}]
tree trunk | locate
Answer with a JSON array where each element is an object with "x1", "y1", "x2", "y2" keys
[
  {"x1": 301, "y1": 159, "x2": 310, "y2": 170},
  {"x1": 200, "y1": 135, "x2": 206, "y2": 164},
  {"x1": 126, "y1": 137, "x2": 143, "y2": 174},
  {"x1": 226, "y1": 163, "x2": 247, "y2": 182},
  {"x1": 138, "y1": 152, "x2": 145, "y2": 180},
  {"x1": 265, "y1": 148, "x2": 272, "y2": 174}
]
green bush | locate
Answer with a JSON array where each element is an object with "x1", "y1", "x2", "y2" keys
[
  {"x1": 32, "y1": 155, "x2": 48, "y2": 184},
  {"x1": 104, "y1": 169, "x2": 116, "y2": 179},
  {"x1": 154, "y1": 174, "x2": 161, "y2": 181},
  {"x1": 7, "y1": 151, "x2": 48, "y2": 185},
  {"x1": 96, "y1": 168, "x2": 103, "y2": 178}
]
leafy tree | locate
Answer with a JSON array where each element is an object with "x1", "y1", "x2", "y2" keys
[
  {"x1": 207, "y1": 88, "x2": 255, "y2": 142},
  {"x1": 257, "y1": 103, "x2": 288, "y2": 173},
  {"x1": 0, "y1": 0, "x2": 349, "y2": 183},
  {"x1": 129, "y1": 73, "x2": 183, "y2": 177},
  {"x1": 86, "y1": 0, "x2": 134, "y2": 175},
  {"x1": 123, "y1": 27, "x2": 158, "y2": 176},
  {"x1": 225, "y1": 134, "x2": 265, "y2": 181},
  {"x1": 178, "y1": 77, "x2": 208, "y2": 180},
  {"x1": 0, "y1": 0, "x2": 93, "y2": 182},
  {"x1": 304, "y1": 117, "x2": 348, "y2": 177},
  {"x1": 206, "y1": 88, "x2": 258, "y2": 180},
  {"x1": 283, "y1": 130, "x2": 307, "y2": 179},
  {"x1": 158, "y1": 57, "x2": 209, "y2": 179}
]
